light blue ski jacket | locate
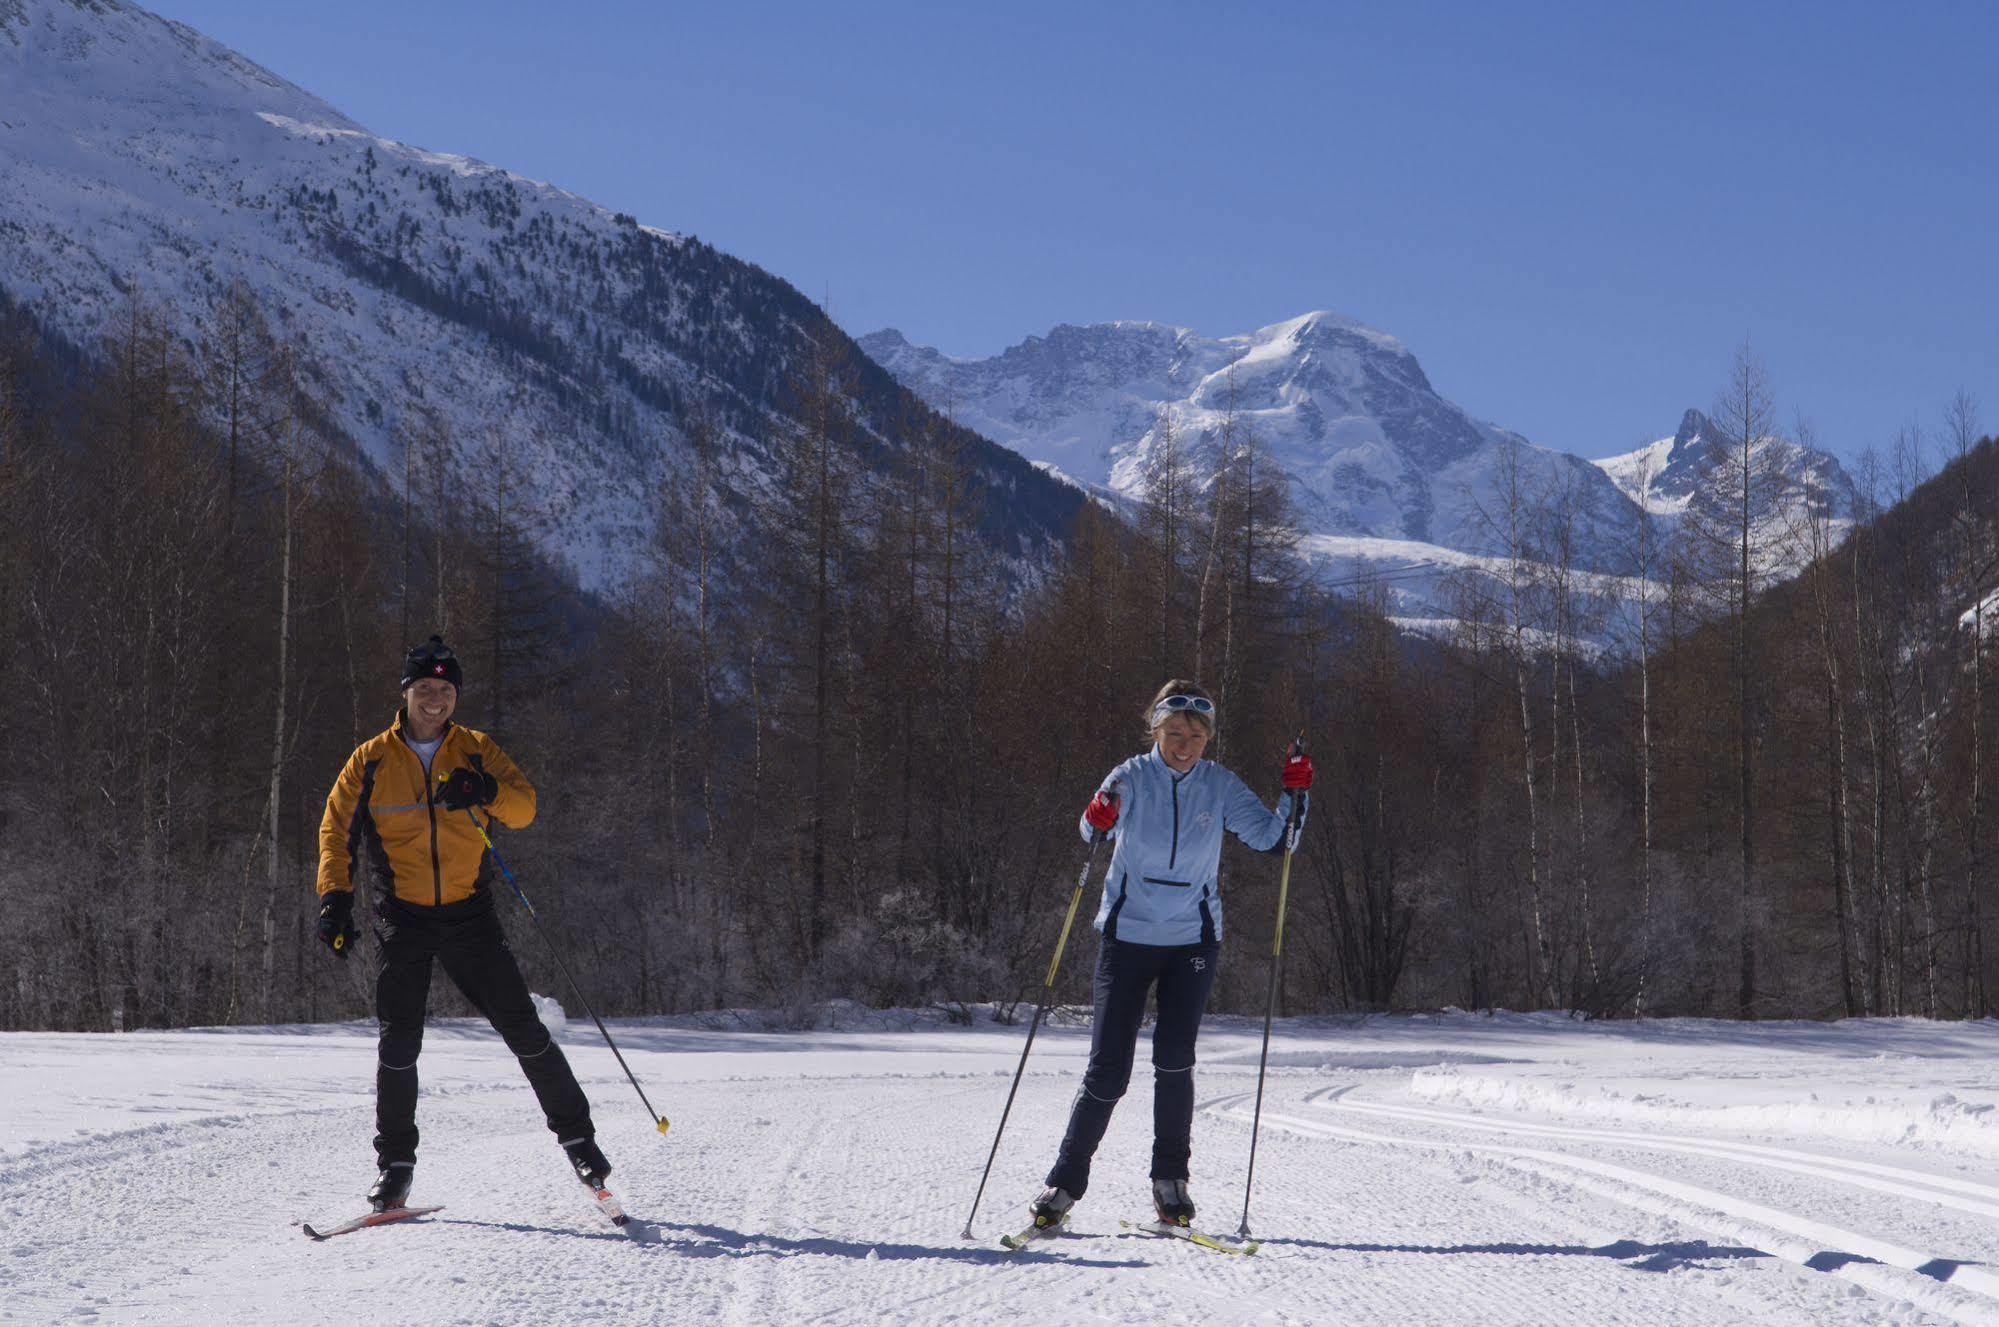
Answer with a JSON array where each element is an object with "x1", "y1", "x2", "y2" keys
[{"x1": 1081, "y1": 746, "x2": 1301, "y2": 947}]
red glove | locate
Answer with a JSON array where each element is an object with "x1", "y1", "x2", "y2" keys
[
  {"x1": 1084, "y1": 789, "x2": 1120, "y2": 832},
  {"x1": 1281, "y1": 748, "x2": 1314, "y2": 791}
]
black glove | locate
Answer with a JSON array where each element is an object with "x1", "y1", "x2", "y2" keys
[
  {"x1": 437, "y1": 766, "x2": 498, "y2": 811},
  {"x1": 317, "y1": 891, "x2": 357, "y2": 958}
]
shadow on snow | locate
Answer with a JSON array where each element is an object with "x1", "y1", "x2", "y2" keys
[
  {"x1": 442, "y1": 1216, "x2": 1145, "y2": 1268},
  {"x1": 1258, "y1": 1235, "x2": 1769, "y2": 1273}
]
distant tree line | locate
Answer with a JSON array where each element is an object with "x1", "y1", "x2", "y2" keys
[{"x1": 0, "y1": 292, "x2": 1991, "y2": 1032}]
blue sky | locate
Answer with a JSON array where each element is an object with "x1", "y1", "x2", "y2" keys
[{"x1": 150, "y1": 0, "x2": 1996, "y2": 464}]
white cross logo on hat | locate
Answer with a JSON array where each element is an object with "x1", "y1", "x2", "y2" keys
[{"x1": 433, "y1": 663, "x2": 446, "y2": 675}]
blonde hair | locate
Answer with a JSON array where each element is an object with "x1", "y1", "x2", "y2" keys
[{"x1": 1145, "y1": 678, "x2": 1215, "y2": 741}]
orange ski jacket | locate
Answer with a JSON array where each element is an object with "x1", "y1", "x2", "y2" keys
[{"x1": 316, "y1": 711, "x2": 535, "y2": 908}]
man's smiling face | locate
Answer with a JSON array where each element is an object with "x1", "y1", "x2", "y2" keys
[{"x1": 403, "y1": 677, "x2": 457, "y2": 736}]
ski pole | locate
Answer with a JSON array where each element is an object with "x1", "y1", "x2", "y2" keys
[
  {"x1": 1238, "y1": 736, "x2": 1308, "y2": 1239},
  {"x1": 962, "y1": 792, "x2": 1118, "y2": 1238},
  {"x1": 459, "y1": 801, "x2": 671, "y2": 1137}
]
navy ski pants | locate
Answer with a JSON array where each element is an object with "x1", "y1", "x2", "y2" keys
[
  {"x1": 1046, "y1": 936, "x2": 1220, "y2": 1198},
  {"x1": 372, "y1": 896, "x2": 593, "y2": 1168}
]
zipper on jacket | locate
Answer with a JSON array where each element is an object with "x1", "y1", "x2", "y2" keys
[
  {"x1": 394, "y1": 713, "x2": 455, "y2": 908},
  {"x1": 1168, "y1": 773, "x2": 1182, "y2": 869},
  {"x1": 426, "y1": 776, "x2": 442, "y2": 906},
  {"x1": 404, "y1": 727, "x2": 447, "y2": 907}
]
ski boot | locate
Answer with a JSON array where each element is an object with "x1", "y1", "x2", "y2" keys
[
  {"x1": 367, "y1": 1163, "x2": 414, "y2": 1212},
  {"x1": 563, "y1": 1137, "x2": 612, "y2": 1188},
  {"x1": 1029, "y1": 1186, "x2": 1076, "y2": 1231},
  {"x1": 1152, "y1": 1178, "x2": 1195, "y2": 1227}
]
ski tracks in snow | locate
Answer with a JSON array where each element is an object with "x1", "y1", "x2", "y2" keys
[
  {"x1": 1206, "y1": 1081, "x2": 1999, "y2": 1325},
  {"x1": 14, "y1": 1021, "x2": 1999, "y2": 1325}
]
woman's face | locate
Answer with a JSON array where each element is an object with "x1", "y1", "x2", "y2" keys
[{"x1": 1157, "y1": 712, "x2": 1211, "y2": 772}]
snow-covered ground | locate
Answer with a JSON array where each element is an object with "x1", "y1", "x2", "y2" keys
[
  {"x1": 1297, "y1": 533, "x2": 1656, "y2": 650},
  {"x1": 10, "y1": 1009, "x2": 1999, "y2": 1325}
]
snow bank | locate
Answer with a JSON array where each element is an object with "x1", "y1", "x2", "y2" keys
[{"x1": 531, "y1": 992, "x2": 567, "y2": 1038}]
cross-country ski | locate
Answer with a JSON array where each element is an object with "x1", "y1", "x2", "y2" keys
[
  {"x1": 301, "y1": 1204, "x2": 445, "y2": 1241},
  {"x1": 585, "y1": 1182, "x2": 633, "y2": 1232},
  {"x1": 1116, "y1": 1218, "x2": 1261, "y2": 1256},
  {"x1": 996, "y1": 1219, "x2": 1065, "y2": 1252}
]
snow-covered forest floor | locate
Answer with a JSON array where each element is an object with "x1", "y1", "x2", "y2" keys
[{"x1": 11, "y1": 1008, "x2": 1999, "y2": 1325}]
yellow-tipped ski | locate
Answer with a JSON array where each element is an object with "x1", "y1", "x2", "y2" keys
[
  {"x1": 1000, "y1": 1218, "x2": 1065, "y2": 1251},
  {"x1": 1119, "y1": 1218, "x2": 1261, "y2": 1255}
]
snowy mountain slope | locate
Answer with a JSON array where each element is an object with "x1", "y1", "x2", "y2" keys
[
  {"x1": 1594, "y1": 433, "x2": 1691, "y2": 516},
  {"x1": 0, "y1": 0, "x2": 1085, "y2": 589},
  {"x1": 861, "y1": 313, "x2": 1651, "y2": 577},
  {"x1": 1593, "y1": 408, "x2": 1859, "y2": 569},
  {"x1": 1299, "y1": 532, "x2": 1655, "y2": 649},
  {"x1": 11, "y1": 1011, "x2": 1999, "y2": 1325},
  {"x1": 1964, "y1": 587, "x2": 1999, "y2": 640}
]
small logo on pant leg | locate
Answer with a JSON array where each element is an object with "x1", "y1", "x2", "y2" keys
[{"x1": 1191, "y1": 956, "x2": 1207, "y2": 972}]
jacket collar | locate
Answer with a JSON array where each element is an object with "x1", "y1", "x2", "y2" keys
[{"x1": 1148, "y1": 744, "x2": 1204, "y2": 783}]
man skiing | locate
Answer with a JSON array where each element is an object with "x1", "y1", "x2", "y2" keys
[
  {"x1": 1028, "y1": 679, "x2": 1311, "y2": 1232},
  {"x1": 315, "y1": 634, "x2": 610, "y2": 1212}
]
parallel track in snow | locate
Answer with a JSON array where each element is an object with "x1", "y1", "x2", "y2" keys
[
  {"x1": 1206, "y1": 1085, "x2": 1999, "y2": 1326},
  {"x1": 1322, "y1": 1088, "x2": 1999, "y2": 1223}
]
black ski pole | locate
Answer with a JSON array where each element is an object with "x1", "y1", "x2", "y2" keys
[
  {"x1": 461, "y1": 803, "x2": 671, "y2": 1137},
  {"x1": 1238, "y1": 736, "x2": 1308, "y2": 1239},
  {"x1": 962, "y1": 792, "x2": 1118, "y2": 1238}
]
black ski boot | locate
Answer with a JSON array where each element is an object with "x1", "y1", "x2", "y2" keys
[
  {"x1": 1029, "y1": 1186, "x2": 1075, "y2": 1230},
  {"x1": 563, "y1": 1137, "x2": 612, "y2": 1188},
  {"x1": 1152, "y1": 1178, "x2": 1194, "y2": 1227},
  {"x1": 367, "y1": 1163, "x2": 414, "y2": 1212}
]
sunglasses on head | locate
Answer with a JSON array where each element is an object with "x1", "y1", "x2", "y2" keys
[
  {"x1": 1154, "y1": 694, "x2": 1215, "y2": 718},
  {"x1": 410, "y1": 641, "x2": 455, "y2": 662}
]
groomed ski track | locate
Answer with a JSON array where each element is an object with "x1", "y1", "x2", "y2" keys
[{"x1": 6, "y1": 1011, "x2": 1999, "y2": 1325}]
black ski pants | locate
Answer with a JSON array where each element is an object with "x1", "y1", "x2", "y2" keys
[
  {"x1": 372, "y1": 895, "x2": 592, "y2": 1168},
  {"x1": 1046, "y1": 936, "x2": 1219, "y2": 1198}
]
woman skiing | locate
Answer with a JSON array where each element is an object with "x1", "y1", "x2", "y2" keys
[{"x1": 1030, "y1": 678, "x2": 1311, "y2": 1230}]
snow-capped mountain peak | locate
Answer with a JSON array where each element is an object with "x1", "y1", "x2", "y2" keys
[
  {"x1": 862, "y1": 312, "x2": 1645, "y2": 575},
  {"x1": 866, "y1": 315, "x2": 1871, "y2": 627},
  {"x1": 1591, "y1": 409, "x2": 1712, "y2": 516},
  {"x1": 1592, "y1": 408, "x2": 1858, "y2": 534}
]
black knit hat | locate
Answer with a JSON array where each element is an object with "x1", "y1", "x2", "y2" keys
[{"x1": 401, "y1": 635, "x2": 463, "y2": 691}]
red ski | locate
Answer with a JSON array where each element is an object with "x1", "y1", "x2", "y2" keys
[
  {"x1": 585, "y1": 1182, "x2": 632, "y2": 1231},
  {"x1": 303, "y1": 1204, "x2": 444, "y2": 1240}
]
